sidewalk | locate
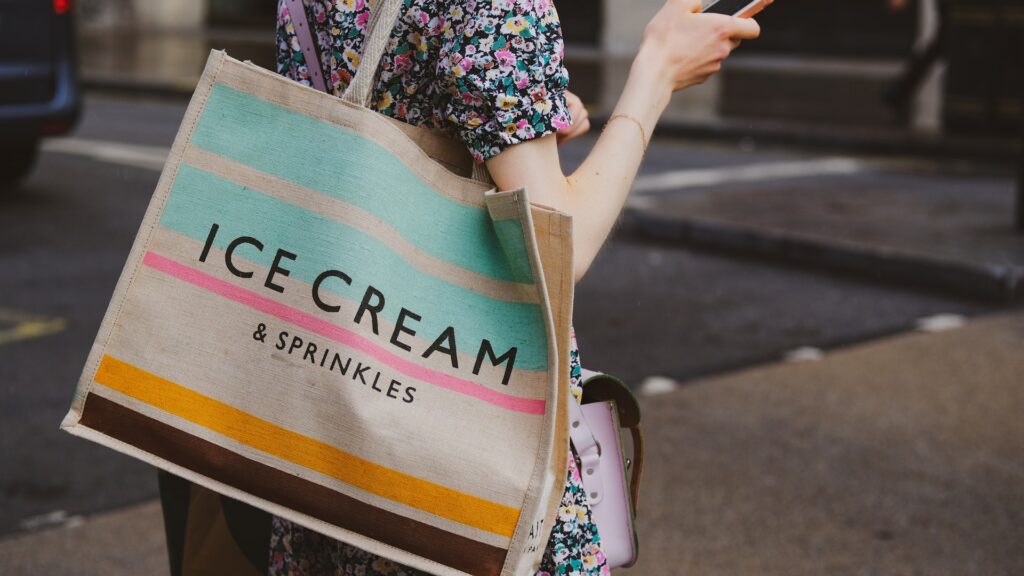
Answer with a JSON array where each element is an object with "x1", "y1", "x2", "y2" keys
[
  {"x1": 622, "y1": 308, "x2": 1024, "y2": 575},
  {"x1": 4, "y1": 310, "x2": 1023, "y2": 574},
  {"x1": 0, "y1": 500, "x2": 166, "y2": 575},
  {"x1": 624, "y1": 158, "x2": 1024, "y2": 304}
]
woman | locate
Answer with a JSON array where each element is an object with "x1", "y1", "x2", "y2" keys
[
  {"x1": 272, "y1": 0, "x2": 759, "y2": 574},
  {"x1": 882, "y1": 0, "x2": 948, "y2": 122}
]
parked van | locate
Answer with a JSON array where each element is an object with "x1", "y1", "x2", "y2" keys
[{"x1": 0, "y1": 0, "x2": 82, "y2": 186}]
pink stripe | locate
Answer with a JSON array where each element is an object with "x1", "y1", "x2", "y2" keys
[{"x1": 142, "y1": 251, "x2": 547, "y2": 415}]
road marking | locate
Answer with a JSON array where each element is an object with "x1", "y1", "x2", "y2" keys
[
  {"x1": 19, "y1": 510, "x2": 85, "y2": 532},
  {"x1": 42, "y1": 137, "x2": 169, "y2": 171},
  {"x1": 784, "y1": 346, "x2": 825, "y2": 363},
  {"x1": 0, "y1": 308, "x2": 68, "y2": 346},
  {"x1": 915, "y1": 313, "x2": 967, "y2": 333},
  {"x1": 42, "y1": 139, "x2": 866, "y2": 197},
  {"x1": 646, "y1": 250, "x2": 665, "y2": 267},
  {"x1": 639, "y1": 375, "x2": 679, "y2": 396},
  {"x1": 631, "y1": 157, "x2": 865, "y2": 194}
]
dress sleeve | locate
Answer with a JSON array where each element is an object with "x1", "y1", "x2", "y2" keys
[{"x1": 437, "y1": 0, "x2": 573, "y2": 162}]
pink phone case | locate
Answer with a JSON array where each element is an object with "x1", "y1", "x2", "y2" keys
[{"x1": 738, "y1": 0, "x2": 772, "y2": 18}]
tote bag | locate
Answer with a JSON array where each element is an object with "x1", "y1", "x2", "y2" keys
[{"x1": 60, "y1": 2, "x2": 573, "y2": 574}]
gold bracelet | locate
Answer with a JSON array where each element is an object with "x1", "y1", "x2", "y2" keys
[{"x1": 606, "y1": 113, "x2": 649, "y2": 154}]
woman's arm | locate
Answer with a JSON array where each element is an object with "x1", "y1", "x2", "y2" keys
[{"x1": 486, "y1": 0, "x2": 760, "y2": 282}]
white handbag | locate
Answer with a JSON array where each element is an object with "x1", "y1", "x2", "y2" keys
[{"x1": 569, "y1": 370, "x2": 644, "y2": 568}]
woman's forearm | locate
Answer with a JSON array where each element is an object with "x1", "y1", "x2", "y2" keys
[
  {"x1": 486, "y1": 1, "x2": 760, "y2": 282},
  {"x1": 563, "y1": 55, "x2": 673, "y2": 280},
  {"x1": 486, "y1": 55, "x2": 673, "y2": 283}
]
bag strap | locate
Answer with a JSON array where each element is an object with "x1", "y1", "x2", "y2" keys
[
  {"x1": 341, "y1": 0, "x2": 406, "y2": 107},
  {"x1": 568, "y1": 392, "x2": 605, "y2": 506}
]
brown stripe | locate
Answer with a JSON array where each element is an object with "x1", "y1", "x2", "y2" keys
[{"x1": 80, "y1": 394, "x2": 506, "y2": 575}]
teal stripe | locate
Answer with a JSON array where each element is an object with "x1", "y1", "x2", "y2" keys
[
  {"x1": 160, "y1": 165, "x2": 548, "y2": 371},
  {"x1": 191, "y1": 83, "x2": 532, "y2": 284},
  {"x1": 492, "y1": 219, "x2": 534, "y2": 284}
]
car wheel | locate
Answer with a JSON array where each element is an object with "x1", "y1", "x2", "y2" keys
[{"x1": 0, "y1": 140, "x2": 40, "y2": 188}]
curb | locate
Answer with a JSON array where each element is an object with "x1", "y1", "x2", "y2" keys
[
  {"x1": 82, "y1": 72, "x2": 198, "y2": 99},
  {"x1": 651, "y1": 119, "x2": 1022, "y2": 166},
  {"x1": 621, "y1": 209, "x2": 1024, "y2": 305},
  {"x1": 591, "y1": 114, "x2": 1021, "y2": 167}
]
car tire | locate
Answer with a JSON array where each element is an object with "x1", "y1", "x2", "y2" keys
[{"x1": 0, "y1": 140, "x2": 40, "y2": 188}]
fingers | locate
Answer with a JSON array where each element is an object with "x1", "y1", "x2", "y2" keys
[
  {"x1": 730, "y1": 16, "x2": 761, "y2": 40},
  {"x1": 566, "y1": 119, "x2": 591, "y2": 144},
  {"x1": 556, "y1": 92, "x2": 591, "y2": 145},
  {"x1": 565, "y1": 91, "x2": 584, "y2": 117},
  {"x1": 564, "y1": 92, "x2": 587, "y2": 127},
  {"x1": 699, "y1": 13, "x2": 760, "y2": 40},
  {"x1": 564, "y1": 112, "x2": 590, "y2": 140},
  {"x1": 576, "y1": 108, "x2": 590, "y2": 129},
  {"x1": 556, "y1": 121, "x2": 589, "y2": 145},
  {"x1": 572, "y1": 118, "x2": 592, "y2": 140}
]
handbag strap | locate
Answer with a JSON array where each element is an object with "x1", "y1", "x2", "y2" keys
[
  {"x1": 284, "y1": 0, "x2": 327, "y2": 93},
  {"x1": 286, "y1": 0, "x2": 404, "y2": 107},
  {"x1": 568, "y1": 391, "x2": 605, "y2": 506}
]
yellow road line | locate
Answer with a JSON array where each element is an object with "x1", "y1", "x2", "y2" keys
[{"x1": 0, "y1": 309, "x2": 67, "y2": 346}]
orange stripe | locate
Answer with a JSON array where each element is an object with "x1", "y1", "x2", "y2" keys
[{"x1": 94, "y1": 354, "x2": 519, "y2": 537}]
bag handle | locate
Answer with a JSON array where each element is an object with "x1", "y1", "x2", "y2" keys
[
  {"x1": 287, "y1": 0, "x2": 494, "y2": 185},
  {"x1": 341, "y1": 0, "x2": 406, "y2": 107}
]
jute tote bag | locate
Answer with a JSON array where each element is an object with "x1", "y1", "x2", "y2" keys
[{"x1": 60, "y1": 2, "x2": 573, "y2": 574}]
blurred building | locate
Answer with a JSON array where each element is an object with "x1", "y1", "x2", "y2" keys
[{"x1": 77, "y1": 0, "x2": 1021, "y2": 139}]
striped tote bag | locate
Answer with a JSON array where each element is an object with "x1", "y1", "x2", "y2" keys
[{"x1": 60, "y1": 3, "x2": 573, "y2": 574}]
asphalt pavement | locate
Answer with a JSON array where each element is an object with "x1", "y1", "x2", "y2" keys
[
  {"x1": 1, "y1": 93, "x2": 1020, "y2": 574},
  {"x1": 4, "y1": 308, "x2": 1023, "y2": 574}
]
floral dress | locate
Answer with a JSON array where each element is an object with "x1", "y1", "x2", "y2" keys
[
  {"x1": 274, "y1": 0, "x2": 572, "y2": 163},
  {"x1": 271, "y1": 1, "x2": 605, "y2": 575}
]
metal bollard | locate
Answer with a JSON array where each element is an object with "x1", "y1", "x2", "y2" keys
[
  {"x1": 1017, "y1": 140, "x2": 1023, "y2": 232},
  {"x1": 1018, "y1": 121, "x2": 1023, "y2": 232}
]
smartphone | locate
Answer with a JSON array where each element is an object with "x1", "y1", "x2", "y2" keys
[{"x1": 702, "y1": 0, "x2": 772, "y2": 18}]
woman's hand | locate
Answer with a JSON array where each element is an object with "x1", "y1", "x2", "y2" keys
[
  {"x1": 638, "y1": 0, "x2": 761, "y2": 94},
  {"x1": 556, "y1": 91, "x2": 591, "y2": 145}
]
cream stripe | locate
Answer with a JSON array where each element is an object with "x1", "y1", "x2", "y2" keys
[
  {"x1": 89, "y1": 385, "x2": 512, "y2": 548},
  {"x1": 181, "y1": 144, "x2": 538, "y2": 305}
]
